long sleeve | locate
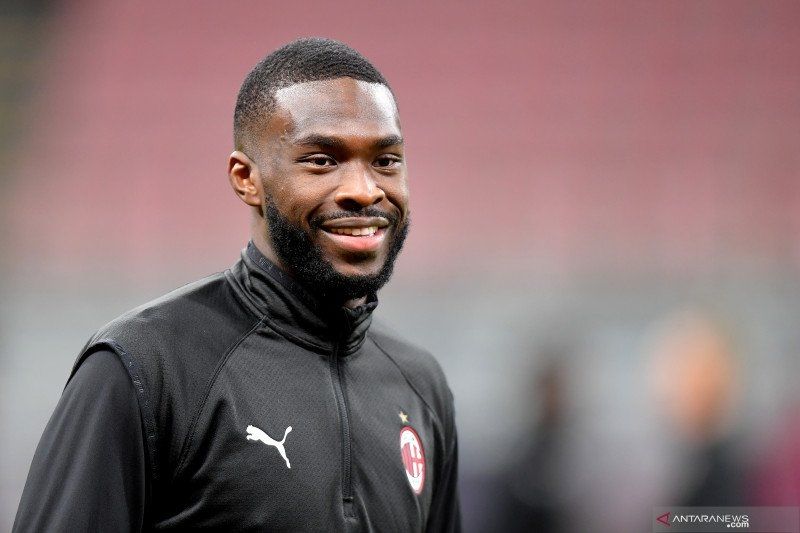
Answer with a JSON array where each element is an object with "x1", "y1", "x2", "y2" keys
[
  {"x1": 13, "y1": 350, "x2": 148, "y2": 533},
  {"x1": 427, "y1": 389, "x2": 461, "y2": 532}
]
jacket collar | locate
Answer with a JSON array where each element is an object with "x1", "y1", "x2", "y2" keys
[{"x1": 227, "y1": 241, "x2": 377, "y2": 355}]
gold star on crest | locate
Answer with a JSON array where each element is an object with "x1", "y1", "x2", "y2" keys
[{"x1": 398, "y1": 411, "x2": 409, "y2": 424}]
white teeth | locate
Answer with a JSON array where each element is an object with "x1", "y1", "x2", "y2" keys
[{"x1": 330, "y1": 226, "x2": 378, "y2": 236}]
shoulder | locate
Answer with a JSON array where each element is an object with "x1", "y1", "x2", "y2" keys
[
  {"x1": 76, "y1": 269, "x2": 265, "y2": 395},
  {"x1": 66, "y1": 349, "x2": 138, "y2": 414},
  {"x1": 71, "y1": 270, "x2": 265, "y2": 480},
  {"x1": 99, "y1": 271, "x2": 257, "y2": 343},
  {"x1": 368, "y1": 319, "x2": 447, "y2": 383},
  {"x1": 368, "y1": 318, "x2": 454, "y2": 424},
  {"x1": 87, "y1": 270, "x2": 262, "y2": 366}
]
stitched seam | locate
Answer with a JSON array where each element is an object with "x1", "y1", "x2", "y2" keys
[
  {"x1": 368, "y1": 336, "x2": 444, "y2": 429},
  {"x1": 92, "y1": 339, "x2": 162, "y2": 481},
  {"x1": 172, "y1": 317, "x2": 266, "y2": 481}
]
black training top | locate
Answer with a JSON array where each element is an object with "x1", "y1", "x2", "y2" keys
[{"x1": 13, "y1": 243, "x2": 460, "y2": 532}]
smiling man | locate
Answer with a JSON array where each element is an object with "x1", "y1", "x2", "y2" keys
[{"x1": 13, "y1": 38, "x2": 460, "y2": 532}]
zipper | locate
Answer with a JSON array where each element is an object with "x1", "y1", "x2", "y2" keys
[{"x1": 329, "y1": 343, "x2": 356, "y2": 518}]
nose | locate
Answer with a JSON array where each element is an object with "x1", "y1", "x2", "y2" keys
[{"x1": 334, "y1": 164, "x2": 385, "y2": 210}]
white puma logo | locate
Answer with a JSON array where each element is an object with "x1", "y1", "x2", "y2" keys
[{"x1": 246, "y1": 424, "x2": 293, "y2": 468}]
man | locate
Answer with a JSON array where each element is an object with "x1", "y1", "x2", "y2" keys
[{"x1": 14, "y1": 38, "x2": 460, "y2": 532}]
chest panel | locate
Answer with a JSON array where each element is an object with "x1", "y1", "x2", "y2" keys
[{"x1": 157, "y1": 330, "x2": 436, "y2": 532}]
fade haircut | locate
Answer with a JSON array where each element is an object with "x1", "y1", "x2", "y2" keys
[{"x1": 233, "y1": 37, "x2": 391, "y2": 154}]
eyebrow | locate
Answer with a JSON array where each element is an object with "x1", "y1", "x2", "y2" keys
[
  {"x1": 292, "y1": 133, "x2": 403, "y2": 150},
  {"x1": 373, "y1": 134, "x2": 404, "y2": 149}
]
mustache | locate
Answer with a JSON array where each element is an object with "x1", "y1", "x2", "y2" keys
[{"x1": 309, "y1": 207, "x2": 401, "y2": 228}]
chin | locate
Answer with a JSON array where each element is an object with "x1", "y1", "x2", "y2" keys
[
  {"x1": 326, "y1": 250, "x2": 386, "y2": 275},
  {"x1": 330, "y1": 261, "x2": 384, "y2": 280}
]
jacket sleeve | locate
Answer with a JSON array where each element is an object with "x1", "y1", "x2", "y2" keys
[
  {"x1": 13, "y1": 350, "x2": 148, "y2": 533},
  {"x1": 426, "y1": 388, "x2": 461, "y2": 532}
]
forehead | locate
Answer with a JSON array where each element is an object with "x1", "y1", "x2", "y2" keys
[{"x1": 272, "y1": 78, "x2": 401, "y2": 140}]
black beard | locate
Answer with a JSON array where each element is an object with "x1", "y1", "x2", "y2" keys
[{"x1": 264, "y1": 198, "x2": 409, "y2": 304}]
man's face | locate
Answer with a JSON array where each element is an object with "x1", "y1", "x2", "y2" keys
[{"x1": 254, "y1": 78, "x2": 410, "y2": 301}]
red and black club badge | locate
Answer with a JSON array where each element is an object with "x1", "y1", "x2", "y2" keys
[{"x1": 399, "y1": 426, "x2": 425, "y2": 494}]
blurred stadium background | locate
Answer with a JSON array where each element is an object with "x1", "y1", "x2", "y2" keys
[{"x1": 1, "y1": 1, "x2": 799, "y2": 531}]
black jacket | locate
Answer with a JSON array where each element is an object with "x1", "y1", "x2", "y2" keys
[{"x1": 14, "y1": 243, "x2": 460, "y2": 532}]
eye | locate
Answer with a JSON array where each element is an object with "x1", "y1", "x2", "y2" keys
[
  {"x1": 300, "y1": 154, "x2": 337, "y2": 168},
  {"x1": 373, "y1": 154, "x2": 402, "y2": 169}
]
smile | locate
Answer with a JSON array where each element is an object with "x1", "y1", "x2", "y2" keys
[
  {"x1": 321, "y1": 216, "x2": 390, "y2": 230},
  {"x1": 319, "y1": 217, "x2": 390, "y2": 254},
  {"x1": 329, "y1": 226, "x2": 379, "y2": 236}
]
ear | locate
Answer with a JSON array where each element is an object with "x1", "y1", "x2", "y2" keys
[{"x1": 228, "y1": 151, "x2": 262, "y2": 207}]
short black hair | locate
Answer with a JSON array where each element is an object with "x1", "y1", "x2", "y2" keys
[{"x1": 233, "y1": 37, "x2": 391, "y2": 153}]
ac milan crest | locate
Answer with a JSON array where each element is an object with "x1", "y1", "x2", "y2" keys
[{"x1": 399, "y1": 426, "x2": 425, "y2": 494}]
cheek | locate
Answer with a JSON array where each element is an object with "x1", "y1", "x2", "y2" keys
[
  {"x1": 279, "y1": 183, "x2": 331, "y2": 225},
  {"x1": 384, "y1": 181, "x2": 410, "y2": 216}
]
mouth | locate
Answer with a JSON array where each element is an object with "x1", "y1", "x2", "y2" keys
[
  {"x1": 319, "y1": 217, "x2": 390, "y2": 253},
  {"x1": 329, "y1": 226, "x2": 380, "y2": 236}
]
